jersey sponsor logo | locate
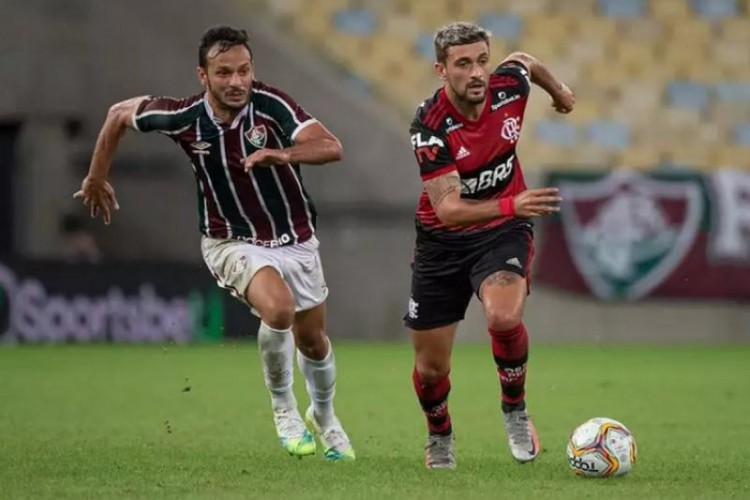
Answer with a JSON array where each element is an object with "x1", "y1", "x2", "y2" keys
[
  {"x1": 500, "y1": 116, "x2": 521, "y2": 143},
  {"x1": 491, "y1": 91, "x2": 521, "y2": 111},
  {"x1": 237, "y1": 232, "x2": 292, "y2": 248},
  {"x1": 190, "y1": 141, "x2": 212, "y2": 155},
  {"x1": 411, "y1": 132, "x2": 445, "y2": 164},
  {"x1": 460, "y1": 154, "x2": 515, "y2": 195},
  {"x1": 445, "y1": 116, "x2": 464, "y2": 134},
  {"x1": 456, "y1": 146, "x2": 471, "y2": 160},
  {"x1": 559, "y1": 169, "x2": 703, "y2": 300},
  {"x1": 446, "y1": 122, "x2": 463, "y2": 134},
  {"x1": 246, "y1": 124, "x2": 267, "y2": 149}
]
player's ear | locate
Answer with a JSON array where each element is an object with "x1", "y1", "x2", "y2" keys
[
  {"x1": 435, "y1": 61, "x2": 447, "y2": 81},
  {"x1": 196, "y1": 66, "x2": 208, "y2": 88}
]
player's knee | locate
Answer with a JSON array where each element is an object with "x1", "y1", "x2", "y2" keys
[
  {"x1": 296, "y1": 329, "x2": 328, "y2": 359},
  {"x1": 416, "y1": 363, "x2": 450, "y2": 386},
  {"x1": 259, "y1": 298, "x2": 295, "y2": 330},
  {"x1": 486, "y1": 310, "x2": 522, "y2": 333}
]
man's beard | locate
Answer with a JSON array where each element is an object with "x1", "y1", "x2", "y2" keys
[
  {"x1": 208, "y1": 82, "x2": 249, "y2": 110},
  {"x1": 451, "y1": 81, "x2": 486, "y2": 105}
]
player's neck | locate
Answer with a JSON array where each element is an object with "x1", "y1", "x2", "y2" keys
[
  {"x1": 205, "y1": 93, "x2": 243, "y2": 124},
  {"x1": 445, "y1": 87, "x2": 485, "y2": 121}
]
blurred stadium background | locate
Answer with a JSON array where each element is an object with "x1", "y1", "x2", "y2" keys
[
  {"x1": 1, "y1": 0, "x2": 748, "y2": 343},
  {"x1": 2, "y1": 1, "x2": 750, "y2": 498}
]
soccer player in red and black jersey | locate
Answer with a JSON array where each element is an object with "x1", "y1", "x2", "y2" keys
[
  {"x1": 74, "y1": 26, "x2": 354, "y2": 461},
  {"x1": 406, "y1": 22, "x2": 575, "y2": 469}
]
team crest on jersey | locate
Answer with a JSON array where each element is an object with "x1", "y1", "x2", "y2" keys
[
  {"x1": 500, "y1": 116, "x2": 521, "y2": 143},
  {"x1": 559, "y1": 170, "x2": 703, "y2": 301},
  {"x1": 246, "y1": 124, "x2": 267, "y2": 149}
]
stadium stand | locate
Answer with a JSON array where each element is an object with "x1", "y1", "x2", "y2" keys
[{"x1": 262, "y1": 0, "x2": 750, "y2": 170}]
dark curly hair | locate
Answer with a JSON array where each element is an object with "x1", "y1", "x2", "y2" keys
[{"x1": 198, "y1": 25, "x2": 252, "y2": 68}]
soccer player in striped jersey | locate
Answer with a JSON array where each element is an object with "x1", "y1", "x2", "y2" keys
[
  {"x1": 74, "y1": 25, "x2": 354, "y2": 461},
  {"x1": 405, "y1": 22, "x2": 575, "y2": 469}
]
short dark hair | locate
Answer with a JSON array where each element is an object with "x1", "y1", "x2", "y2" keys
[
  {"x1": 198, "y1": 25, "x2": 252, "y2": 68},
  {"x1": 434, "y1": 22, "x2": 490, "y2": 63}
]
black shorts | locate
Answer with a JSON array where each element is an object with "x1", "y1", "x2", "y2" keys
[{"x1": 404, "y1": 221, "x2": 534, "y2": 331}]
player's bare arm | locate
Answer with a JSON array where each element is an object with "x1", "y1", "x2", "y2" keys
[
  {"x1": 424, "y1": 171, "x2": 563, "y2": 226},
  {"x1": 73, "y1": 96, "x2": 149, "y2": 224},
  {"x1": 503, "y1": 52, "x2": 575, "y2": 114},
  {"x1": 243, "y1": 122, "x2": 342, "y2": 171}
]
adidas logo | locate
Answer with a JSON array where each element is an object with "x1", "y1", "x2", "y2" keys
[
  {"x1": 456, "y1": 146, "x2": 471, "y2": 160},
  {"x1": 506, "y1": 257, "x2": 522, "y2": 268}
]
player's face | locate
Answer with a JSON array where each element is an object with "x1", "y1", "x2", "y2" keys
[
  {"x1": 198, "y1": 44, "x2": 253, "y2": 110},
  {"x1": 437, "y1": 41, "x2": 490, "y2": 105}
]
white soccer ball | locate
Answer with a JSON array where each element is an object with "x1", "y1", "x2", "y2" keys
[{"x1": 566, "y1": 417, "x2": 637, "y2": 478}]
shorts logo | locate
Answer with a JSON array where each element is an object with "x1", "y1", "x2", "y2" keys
[
  {"x1": 408, "y1": 297, "x2": 419, "y2": 319},
  {"x1": 246, "y1": 124, "x2": 267, "y2": 149},
  {"x1": 232, "y1": 256, "x2": 248, "y2": 275},
  {"x1": 506, "y1": 257, "x2": 522, "y2": 269},
  {"x1": 500, "y1": 116, "x2": 521, "y2": 143}
]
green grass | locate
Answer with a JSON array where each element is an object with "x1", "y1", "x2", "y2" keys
[{"x1": 1, "y1": 343, "x2": 749, "y2": 499}]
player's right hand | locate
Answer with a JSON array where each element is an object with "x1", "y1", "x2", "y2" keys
[
  {"x1": 513, "y1": 187, "x2": 562, "y2": 218},
  {"x1": 73, "y1": 176, "x2": 120, "y2": 225}
]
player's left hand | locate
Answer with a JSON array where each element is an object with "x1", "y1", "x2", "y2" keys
[
  {"x1": 244, "y1": 149, "x2": 291, "y2": 171},
  {"x1": 551, "y1": 83, "x2": 575, "y2": 114}
]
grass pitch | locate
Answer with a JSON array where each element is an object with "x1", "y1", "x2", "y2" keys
[{"x1": 1, "y1": 343, "x2": 749, "y2": 499}]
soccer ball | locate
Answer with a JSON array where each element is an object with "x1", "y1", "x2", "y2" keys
[{"x1": 566, "y1": 417, "x2": 637, "y2": 478}]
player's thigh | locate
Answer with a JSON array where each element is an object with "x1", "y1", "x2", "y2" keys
[
  {"x1": 411, "y1": 323, "x2": 459, "y2": 382},
  {"x1": 404, "y1": 247, "x2": 474, "y2": 332},
  {"x1": 470, "y1": 229, "x2": 533, "y2": 330},
  {"x1": 246, "y1": 267, "x2": 295, "y2": 326},
  {"x1": 280, "y1": 236, "x2": 329, "y2": 314},
  {"x1": 201, "y1": 236, "x2": 294, "y2": 323}
]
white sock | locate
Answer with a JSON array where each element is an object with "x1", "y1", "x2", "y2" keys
[
  {"x1": 297, "y1": 339, "x2": 337, "y2": 428},
  {"x1": 257, "y1": 321, "x2": 297, "y2": 411}
]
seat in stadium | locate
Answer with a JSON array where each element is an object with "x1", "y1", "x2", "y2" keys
[
  {"x1": 597, "y1": 0, "x2": 647, "y2": 18},
  {"x1": 690, "y1": 0, "x2": 739, "y2": 19},
  {"x1": 535, "y1": 120, "x2": 579, "y2": 147},
  {"x1": 586, "y1": 120, "x2": 632, "y2": 151}
]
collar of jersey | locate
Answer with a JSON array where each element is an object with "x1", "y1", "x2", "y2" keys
[{"x1": 203, "y1": 92, "x2": 249, "y2": 130}]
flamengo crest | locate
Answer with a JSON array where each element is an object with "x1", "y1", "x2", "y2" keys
[
  {"x1": 500, "y1": 116, "x2": 521, "y2": 143},
  {"x1": 559, "y1": 170, "x2": 703, "y2": 300}
]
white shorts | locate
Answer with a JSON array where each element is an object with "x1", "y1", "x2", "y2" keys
[{"x1": 201, "y1": 235, "x2": 328, "y2": 316}]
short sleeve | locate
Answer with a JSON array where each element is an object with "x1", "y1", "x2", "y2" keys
[
  {"x1": 409, "y1": 119, "x2": 456, "y2": 181},
  {"x1": 253, "y1": 85, "x2": 317, "y2": 142},
  {"x1": 132, "y1": 95, "x2": 203, "y2": 134},
  {"x1": 493, "y1": 60, "x2": 531, "y2": 97}
]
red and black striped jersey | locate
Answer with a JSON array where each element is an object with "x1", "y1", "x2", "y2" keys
[
  {"x1": 409, "y1": 60, "x2": 532, "y2": 241},
  {"x1": 132, "y1": 81, "x2": 318, "y2": 247}
]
